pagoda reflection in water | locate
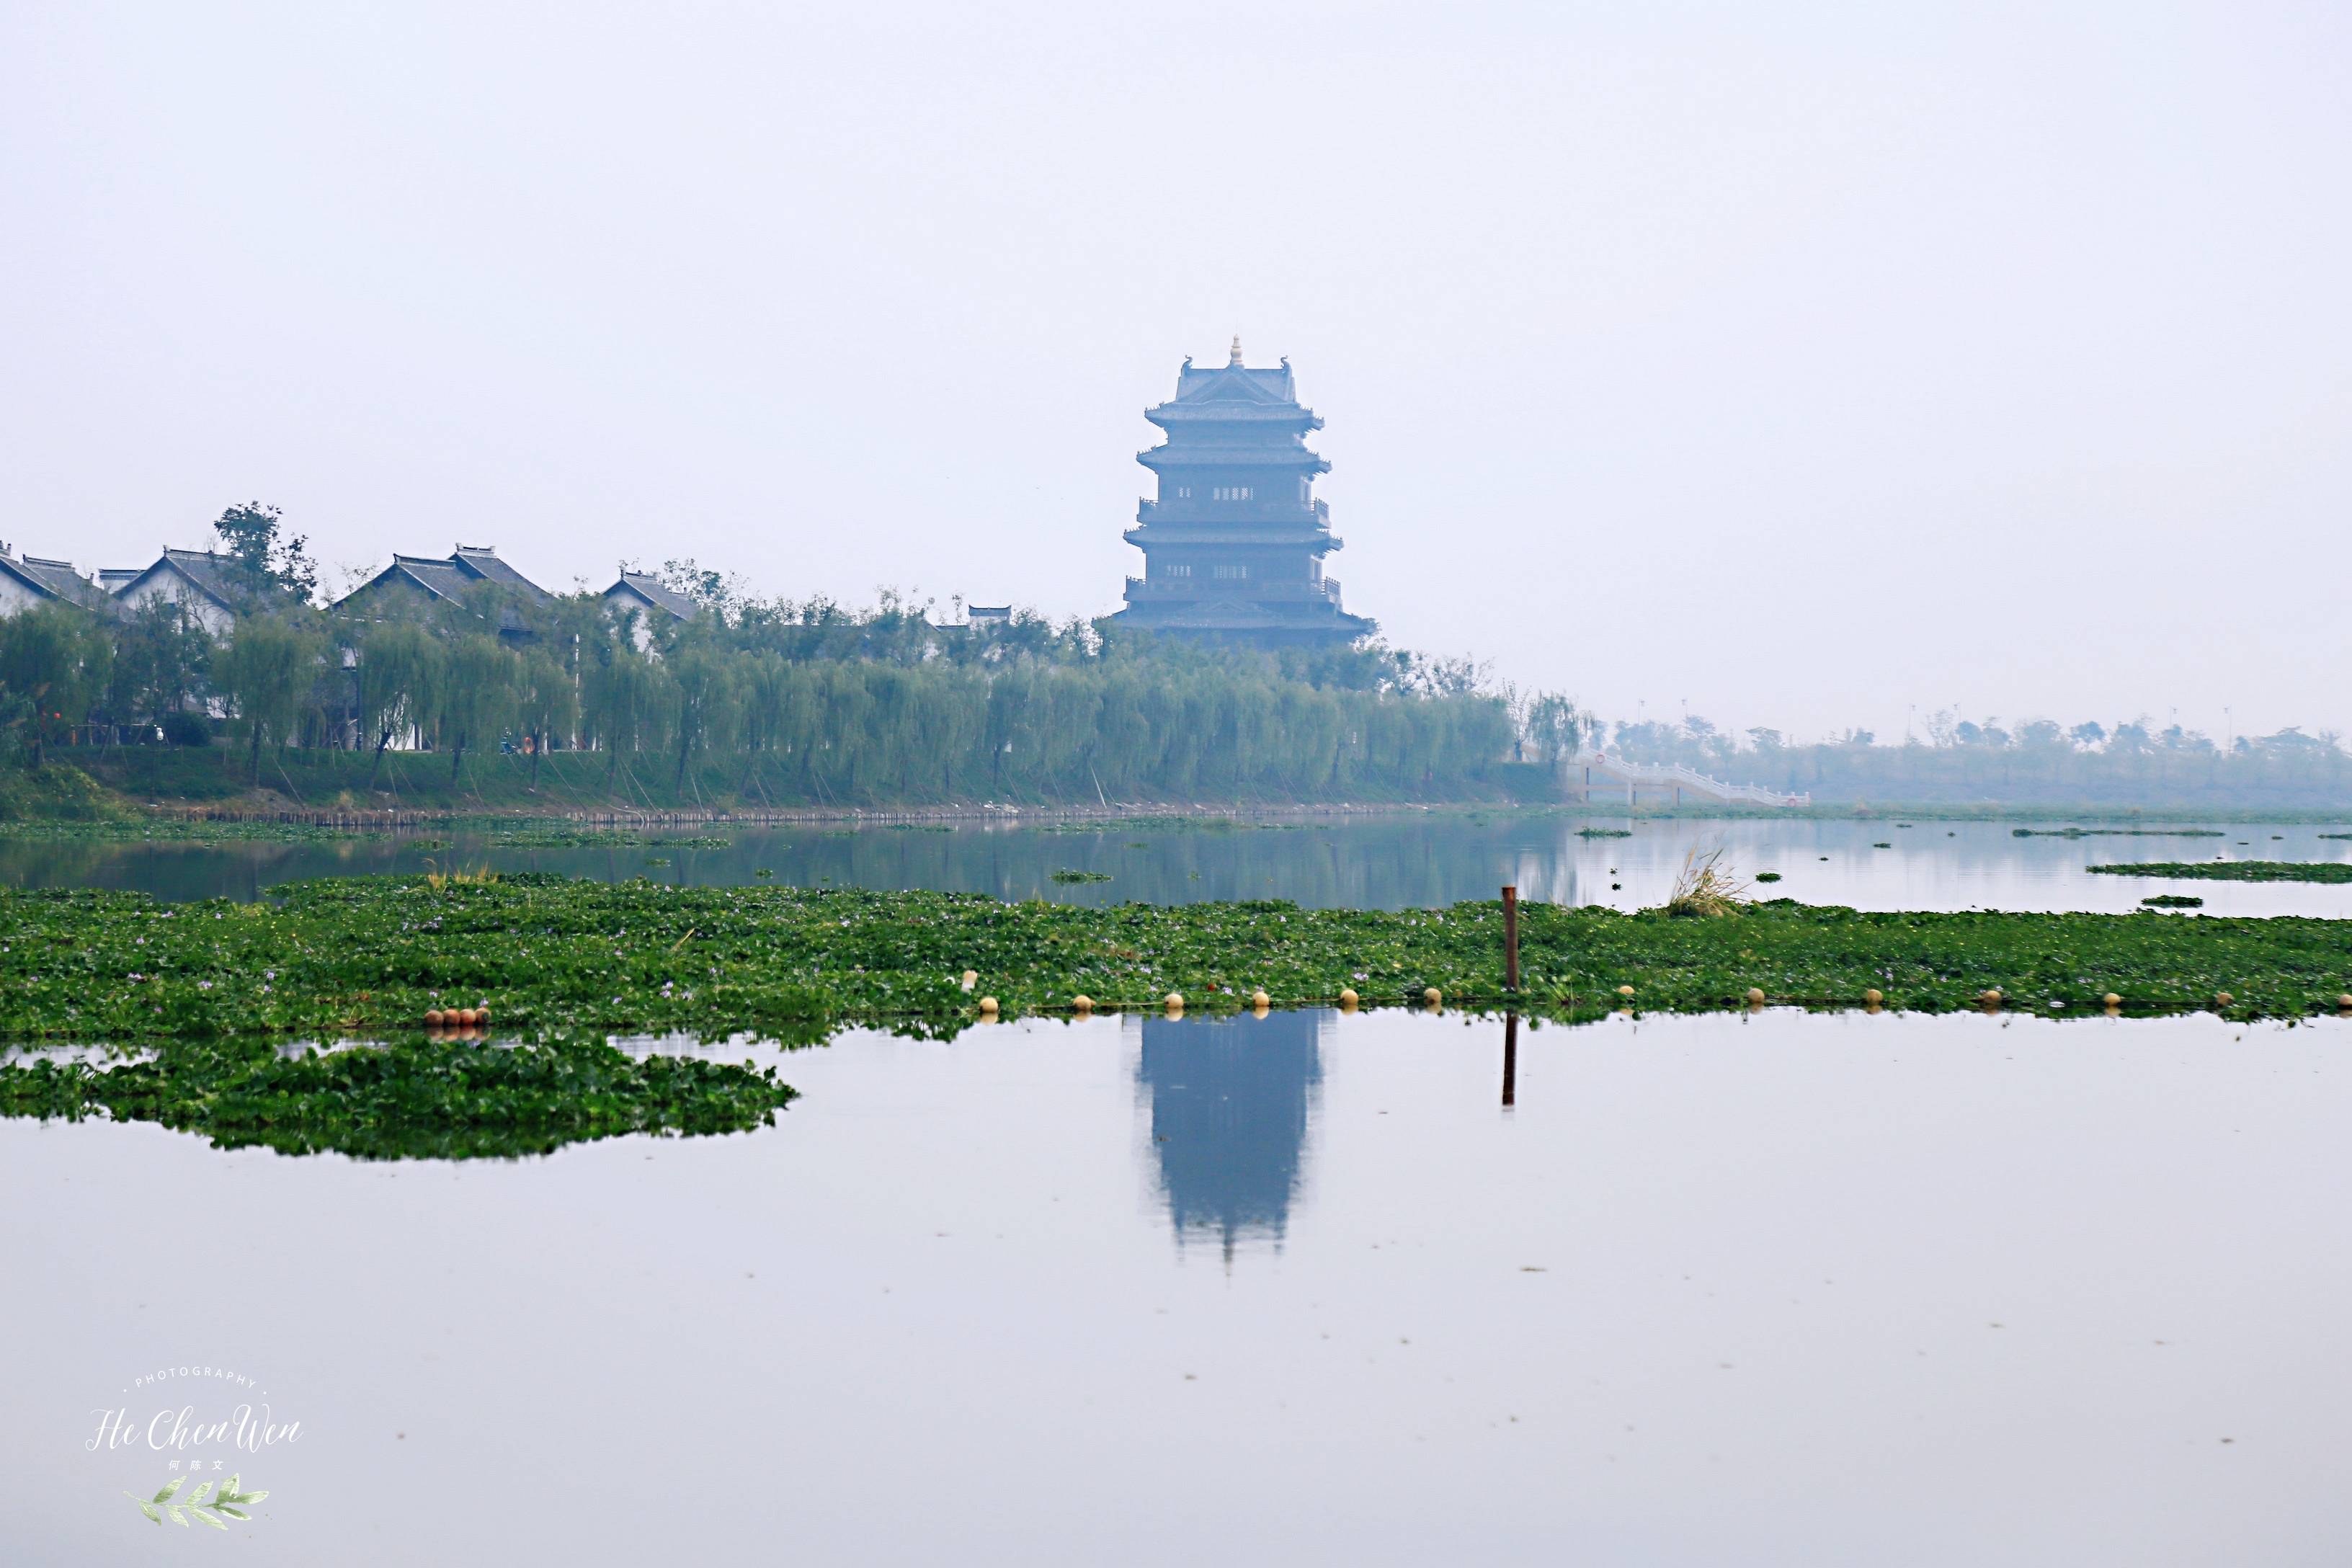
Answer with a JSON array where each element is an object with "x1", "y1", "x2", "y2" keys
[{"x1": 1129, "y1": 1007, "x2": 1331, "y2": 1258}]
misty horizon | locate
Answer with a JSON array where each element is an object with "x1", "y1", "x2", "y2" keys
[{"x1": 6, "y1": 2, "x2": 2346, "y2": 748}]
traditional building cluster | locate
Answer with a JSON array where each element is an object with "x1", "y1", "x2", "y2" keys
[
  {"x1": 0, "y1": 540, "x2": 699, "y2": 646},
  {"x1": 2, "y1": 344, "x2": 1377, "y2": 652}
]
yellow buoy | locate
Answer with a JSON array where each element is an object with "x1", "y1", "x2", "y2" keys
[
  {"x1": 1745, "y1": 987, "x2": 1765, "y2": 1004},
  {"x1": 2214, "y1": 991, "x2": 2232, "y2": 1008},
  {"x1": 1981, "y1": 988, "x2": 2003, "y2": 1006},
  {"x1": 1251, "y1": 989, "x2": 1271, "y2": 1009},
  {"x1": 1423, "y1": 986, "x2": 1443, "y2": 1007},
  {"x1": 1072, "y1": 994, "x2": 1094, "y2": 1013},
  {"x1": 2103, "y1": 992, "x2": 2121, "y2": 1008},
  {"x1": 1616, "y1": 984, "x2": 1635, "y2": 998},
  {"x1": 1863, "y1": 988, "x2": 1884, "y2": 1005},
  {"x1": 977, "y1": 995, "x2": 999, "y2": 1015},
  {"x1": 2338, "y1": 994, "x2": 2352, "y2": 1010},
  {"x1": 1337, "y1": 987, "x2": 1360, "y2": 1009},
  {"x1": 1164, "y1": 992, "x2": 1185, "y2": 1012}
]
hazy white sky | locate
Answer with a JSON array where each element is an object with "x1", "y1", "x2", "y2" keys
[{"x1": 4, "y1": 1, "x2": 2347, "y2": 743}]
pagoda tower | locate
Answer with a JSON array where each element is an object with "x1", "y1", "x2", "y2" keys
[{"x1": 1113, "y1": 341, "x2": 1375, "y2": 647}]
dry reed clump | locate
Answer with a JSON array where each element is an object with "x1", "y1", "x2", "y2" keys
[{"x1": 1662, "y1": 847, "x2": 1750, "y2": 919}]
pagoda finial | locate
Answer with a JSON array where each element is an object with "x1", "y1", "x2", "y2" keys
[{"x1": 1228, "y1": 336, "x2": 1243, "y2": 366}]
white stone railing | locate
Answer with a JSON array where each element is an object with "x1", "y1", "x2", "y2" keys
[{"x1": 1569, "y1": 751, "x2": 1809, "y2": 807}]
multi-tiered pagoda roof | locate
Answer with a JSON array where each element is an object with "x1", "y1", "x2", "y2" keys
[{"x1": 1113, "y1": 342, "x2": 1374, "y2": 648}]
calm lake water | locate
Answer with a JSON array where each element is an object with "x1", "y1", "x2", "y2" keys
[
  {"x1": 8, "y1": 811, "x2": 2352, "y2": 914},
  {"x1": 5, "y1": 1006, "x2": 2346, "y2": 1564}
]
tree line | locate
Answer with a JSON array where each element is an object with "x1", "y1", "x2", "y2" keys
[
  {"x1": 0, "y1": 517, "x2": 1546, "y2": 805},
  {"x1": 1602, "y1": 712, "x2": 2352, "y2": 809}
]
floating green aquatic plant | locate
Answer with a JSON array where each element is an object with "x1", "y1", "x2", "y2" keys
[
  {"x1": 491, "y1": 828, "x2": 731, "y2": 848},
  {"x1": 1, "y1": 1035, "x2": 796, "y2": 1159},
  {"x1": 2088, "y1": 861, "x2": 2352, "y2": 883},
  {"x1": 2014, "y1": 828, "x2": 2226, "y2": 839},
  {"x1": 2, "y1": 874, "x2": 2350, "y2": 1061}
]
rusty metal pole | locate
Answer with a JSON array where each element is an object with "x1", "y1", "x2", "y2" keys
[
  {"x1": 1501, "y1": 884, "x2": 1519, "y2": 994},
  {"x1": 1502, "y1": 1011, "x2": 1518, "y2": 1108}
]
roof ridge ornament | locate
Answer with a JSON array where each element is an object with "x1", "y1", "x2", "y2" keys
[{"x1": 1228, "y1": 336, "x2": 1243, "y2": 366}]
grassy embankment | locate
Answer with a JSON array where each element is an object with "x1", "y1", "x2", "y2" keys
[
  {"x1": 24, "y1": 752, "x2": 2352, "y2": 827},
  {"x1": 0, "y1": 817, "x2": 729, "y2": 848},
  {"x1": 32, "y1": 749, "x2": 1564, "y2": 818}
]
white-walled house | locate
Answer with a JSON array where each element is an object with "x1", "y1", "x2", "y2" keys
[
  {"x1": 603, "y1": 571, "x2": 698, "y2": 652},
  {"x1": 109, "y1": 549, "x2": 275, "y2": 636},
  {"x1": 0, "y1": 551, "x2": 120, "y2": 618}
]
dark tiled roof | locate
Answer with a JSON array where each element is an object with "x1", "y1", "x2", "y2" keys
[
  {"x1": 155, "y1": 549, "x2": 246, "y2": 610},
  {"x1": 336, "y1": 550, "x2": 553, "y2": 627},
  {"x1": 1115, "y1": 599, "x2": 1376, "y2": 635},
  {"x1": 1124, "y1": 524, "x2": 1339, "y2": 549},
  {"x1": 383, "y1": 556, "x2": 476, "y2": 602},
  {"x1": 1146, "y1": 357, "x2": 1322, "y2": 432},
  {"x1": 610, "y1": 571, "x2": 698, "y2": 620},
  {"x1": 1173, "y1": 361, "x2": 1295, "y2": 404},
  {"x1": 452, "y1": 547, "x2": 549, "y2": 600},
  {"x1": 3, "y1": 555, "x2": 119, "y2": 614}
]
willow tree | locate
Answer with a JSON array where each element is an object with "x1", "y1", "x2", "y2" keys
[
  {"x1": 582, "y1": 646, "x2": 670, "y2": 783},
  {"x1": 356, "y1": 622, "x2": 440, "y2": 785},
  {"x1": 435, "y1": 635, "x2": 517, "y2": 783},
  {"x1": 1523, "y1": 692, "x2": 1585, "y2": 767},
  {"x1": 665, "y1": 643, "x2": 739, "y2": 789},
  {"x1": 101, "y1": 598, "x2": 210, "y2": 740},
  {"x1": 515, "y1": 649, "x2": 578, "y2": 790},
  {"x1": 215, "y1": 615, "x2": 323, "y2": 783},
  {"x1": 0, "y1": 605, "x2": 114, "y2": 765}
]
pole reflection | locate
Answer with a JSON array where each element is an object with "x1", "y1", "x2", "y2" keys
[{"x1": 1502, "y1": 1011, "x2": 1518, "y2": 1108}]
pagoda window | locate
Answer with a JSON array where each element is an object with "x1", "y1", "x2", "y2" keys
[
  {"x1": 1213, "y1": 563, "x2": 1250, "y2": 580},
  {"x1": 1159, "y1": 562, "x2": 1192, "y2": 579},
  {"x1": 1211, "y1": 486, "x2": 1255, "y2": 502},
  {"x1": 1174, "y1": 486, "x2": 1192, "y2": 499}
]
